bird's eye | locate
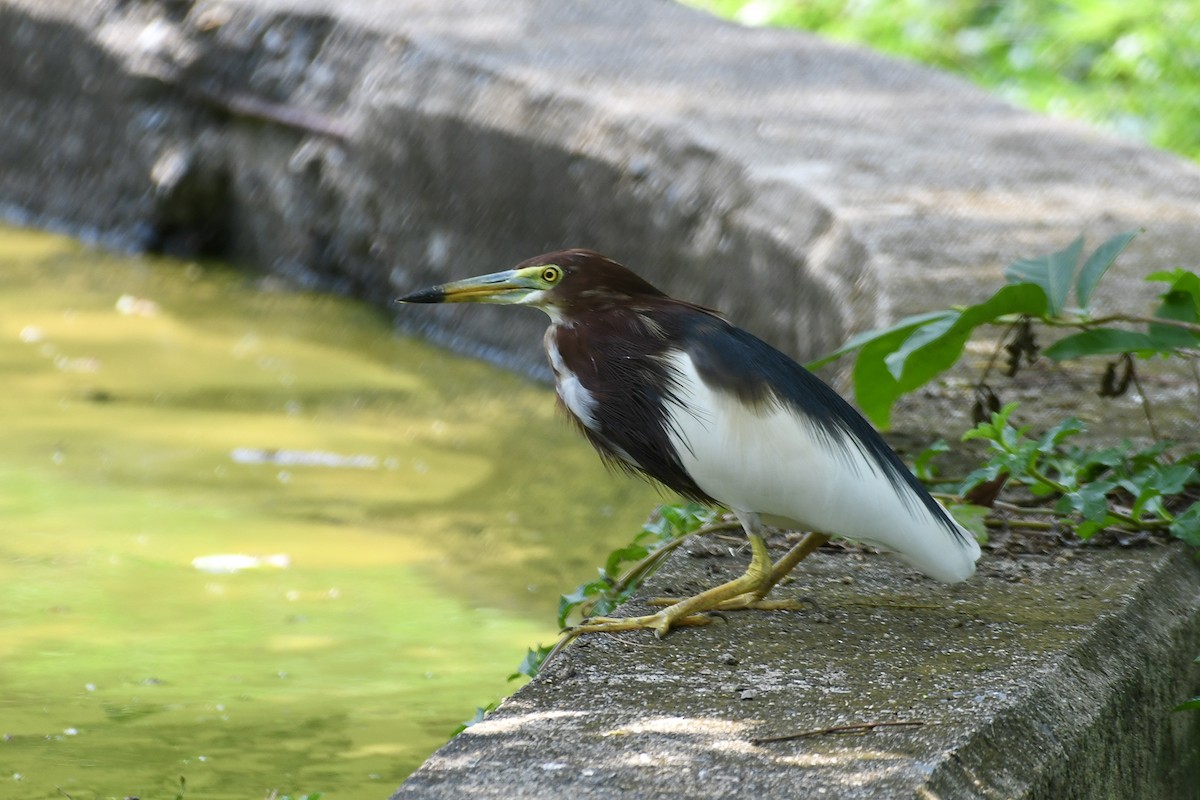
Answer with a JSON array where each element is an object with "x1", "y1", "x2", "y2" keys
[{"x1": 540, "y1": 266, "x2": 562, "y2": 284}]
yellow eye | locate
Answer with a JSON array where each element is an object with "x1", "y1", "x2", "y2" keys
[{"x1": 540, "y1": 266, "x2": 562, "y2": 284}]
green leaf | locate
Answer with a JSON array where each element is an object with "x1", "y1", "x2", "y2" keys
[
  {"x1": 947, "y1": 503, "x2": 989, "y2": 541},
  {"x1": 851, "y1": 323, "x2": 912, "y2": 429},
  {"x1": 1074, "y1": 518, "x2": 1109, "y2": 539},
  {"x1": 958, "y1": 463, "x2": 1008, "y2": 496},
  {"x1": 1148, "y1": 285, "x2": 1200, "y2": 350},
  {"x1": 1173, "y1": 697, "x2": 1200, "y2": 713},
  {"x1": 604, "y1": 544, "x2": 648, "y2": 574},
  {"x1": 1169, "y1": 503, "x2": 1200, "y2": 547},
  {"x1": 509, "y1": 645, "x2": 552, "y2": 681},
  {"x1": 1130, "y1": 486, "x2": 1163, "y2": 519},
  {"x1": 1043, "y1": 328, "x2": 1176, "y2": 361},
  {"x1": 1077, "y1": 481, "x2": 1117, "y2": 521},
  {"x1": 962, "y1": 401, "x2": 1022, "y2": 444},
  {"x1": 1036, "y1": 418, "x2": 1084, "y2": 453},
  {"x1": 814, "y1": 282, "x2": 1044, "y2": 428},
  {"x1": 806, "y1": 310, "x2": 952, "y2": 370},
  {"x1": 1005, "y1": 235, "x2": 1083, "y2": 316},
  {"x1": 557, "y1": 579, "x2": 607, "y2": 627},
  {"x1": 1153, "y1": 288, "x2": 1200, "y2": 323},
  {"x1": 885, "y1": 313, "x2": 959, "y2": 380},
  {"x1": 913, "y1": 439, "x2": 950, "y2": 481},
  {"x1": 1147, "y1": 269, "x2": 1200, "y2": 316},
  {"x1": 668, "y1": 502, "x2": 715, "y2": 533},
  {"x1": 874, "y1": 285, "x2": 1047, "y2": 423},
  {"x1": 1152, "y1": 464, "x2": 1197, "y2": 496},
  {"x1": 1075, "y1": 229, "x2": 1140, "y2": 310},
  {"x1": 453, "y1": 701, "x2": 500, "y2": 734}
]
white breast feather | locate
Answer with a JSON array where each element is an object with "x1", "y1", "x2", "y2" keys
[
  {"x1": 546, "y1": 333, "x2": 600, "y2": 432},
  {"x1": 662, "y1": 351, "x2": 979, "y2": 583}
]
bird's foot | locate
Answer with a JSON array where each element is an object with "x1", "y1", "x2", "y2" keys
[
  {"x1": 646, "y1": 592, "x2": 814, "y2": 612},
  {"x1": 566, "y1": 608, "x2": 714, "y2": 640},
  {"x1": 565, "y1": 532, "x2": 776, "y2": 640}
]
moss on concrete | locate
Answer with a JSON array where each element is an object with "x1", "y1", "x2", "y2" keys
[{"x1": 398, "y1": 538, "x2": 1200, "y2": 798}]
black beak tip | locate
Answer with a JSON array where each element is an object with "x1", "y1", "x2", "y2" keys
[{"x1": 396, "y1": 286, "x2": 445, "y2": 304}]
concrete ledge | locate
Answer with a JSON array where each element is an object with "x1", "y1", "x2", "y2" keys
[
  {"x1": 4, "y1": 2, "x2": 1200, "y2": 796},
  {"x1": 396, "y1": 540, "x2": 1200, "y2": 798}
]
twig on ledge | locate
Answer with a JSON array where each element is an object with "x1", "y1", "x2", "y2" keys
[{"x1": 751, "y1": 720, "x2": 925, "y2": 744}]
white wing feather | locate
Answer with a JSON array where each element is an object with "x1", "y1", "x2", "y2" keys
[{"x1": 662, "y1": 352, "x2": 980, "y2": 583}]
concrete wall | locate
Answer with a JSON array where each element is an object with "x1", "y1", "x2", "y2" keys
[{"x1": 5, "y1": 0, "x2": 1200, "y2": 379}]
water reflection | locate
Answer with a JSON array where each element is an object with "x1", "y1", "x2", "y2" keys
[{"x1": 0, "y1": 226, "x2": 661, "y2": 798}]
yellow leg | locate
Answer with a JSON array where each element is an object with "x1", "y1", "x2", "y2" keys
[
  {"x1": 649, "y1": 529, "x2": 833, "y2": 611},
  {"x1": 715, "y1": 530, "x2": 832, "y2": 609},
  {"x1": 764, "y1": 530, "x2": 833, "y2": 592},
  {"x1": 567, "y1": 525, "x2": 774, "y2": 639}
]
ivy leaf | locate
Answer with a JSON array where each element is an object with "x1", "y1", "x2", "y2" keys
[
  {"x1": 1169, "y1": 503, "x2": 1200, "y2": 547},
  {"x1": 557, "y1": 579, "x2": 608, "y2": 627},
  {"x1": 1077, "y1": 481, "x2": 1117, "y2": 519},
  {"x1": 1074, "y1": 518, "x2": 1109, "y2": 539},
  {"x1": 509, "y1": 645, "x2": 552, "y2": 681},
  {"x1": 1036, "y1": 418, "x2": 1084, "y2": 453},
  {"x1": 958, "y1": 463, "x2": 1009, "y2": 497},
  {"x1": 1130, "y1": 486, "x2": 1163, "y2": 519},
  {"x1": 604, "y1": 544, "x2": 648, "y2": 575},
  {"x1": 1072, "y1": 445, "x2": 1127, "y2": 484},
  {"x1": 947, "y1": 503, "x2": 989, "y2": 541},
  {"x1": 1152, "y1": 464, "x2": 1197, "y2": 496},
  {"x1": 1174, "y1": 697, "x2": 1200, "y2": 713},
  {"x1": 453, "y1": 702, "x2": 500, "y2": 735},
  {"x1": 1076, "y1": 229, "x2": 1140, "y2": 310},
  {"x1": 913, "y1": 439, "x2": 950, "y2": 481},
  {"x1": 962, "y1": 401, "x2": 1022, "y2": 444},
  {"x1": 1005, "y1": 235, "x2": 1083, "y2": 316}
]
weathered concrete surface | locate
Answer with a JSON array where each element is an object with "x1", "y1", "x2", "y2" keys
[
  {"x1": 4, "y1": 2, "x2": 1200, "y2": 797},
  {"x1": 3, "y1": 0, "x2": 1200, "y2": 381},
  {"x1": 397, "y1": 538, "x2": 1200, "y2": 799}
]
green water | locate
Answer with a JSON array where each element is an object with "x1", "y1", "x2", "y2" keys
[{"x1": 0, "y1": 227, "x2": 661, "y2": 799}]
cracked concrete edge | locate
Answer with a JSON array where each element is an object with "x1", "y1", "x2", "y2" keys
[{"x1": 925, "y1": 545, "x2": 1200, "y2": 799}]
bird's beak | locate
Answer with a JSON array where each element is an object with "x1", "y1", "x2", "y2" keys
[{"x1": 396, "y1": 269, "x2": 541, "y2": 305}]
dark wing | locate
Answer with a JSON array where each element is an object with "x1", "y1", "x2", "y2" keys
[
  {"x1": 552, "y1": 312, "x2": 716, "y2": 504},
  {"x1": 679, "y1": 312, "x2": 970, "y2": 545}
]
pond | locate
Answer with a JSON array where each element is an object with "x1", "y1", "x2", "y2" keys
[{"x1": 0, "y1": 226, "x2": 662, "y2": 799}]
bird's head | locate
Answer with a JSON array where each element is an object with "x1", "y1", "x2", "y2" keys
[{"x1": 397, "y1": 249, "x2": 667, "y2": 321}]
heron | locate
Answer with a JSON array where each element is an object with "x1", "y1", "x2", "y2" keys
[{"x1": 398, "y1": 249, "x2": 980, "y2": 638}]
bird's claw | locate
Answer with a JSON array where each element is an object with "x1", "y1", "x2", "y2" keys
[
  {"x1": 646, "y1": 592, "x2": 816, "y2": 612},
  {"x1": 565, "y1": 610, "x2": 713, "y2": 640}
]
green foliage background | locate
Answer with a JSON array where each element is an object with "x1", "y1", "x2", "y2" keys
[{"x1": 685, "y1": 0, "x2": 1200, "y2": 162}]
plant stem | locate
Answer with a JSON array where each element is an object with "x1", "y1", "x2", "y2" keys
[
  {"x1": 1124, "y1": 355, "x2": 1161, "y2": 439},
  {"x1": 1039, "y1": 314, "x2": 1200, "y2": 335},
  {"x1": 985, "y1": 517, "x2": 1057, "y2": 531},
  {"x1": 1191, "y1": 359, "x2": 1200, "y2": 417},
  {"x1": 992, "y1": 499, "x2": 1070, "y2": 517},
  {"x1": 751, "y1": 720, "x2": 924, "y2": 744},
  {"x1": 977, "y1": 317, "x2": 1022, "y2": 386},
  {"x1": 1025, "y1": 463, "x2": 1070, "y2": 494}
]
